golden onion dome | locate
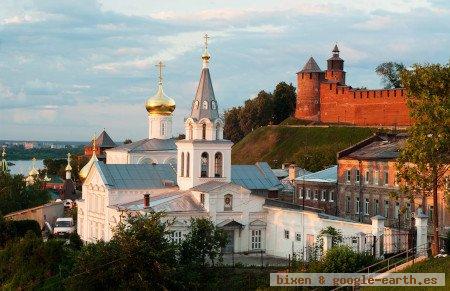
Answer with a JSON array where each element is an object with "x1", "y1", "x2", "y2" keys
[
  {"x1": 79, "y1": 153, "x2": 98, "y2": 181},
  {"x1": 145, "y1": 82, "x2": 176, "y2": 116}
]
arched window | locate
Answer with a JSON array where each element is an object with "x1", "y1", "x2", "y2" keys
[
  {"x1": 188, "y1": 123, "x2": 193, "y2": 140},
  {"x1": 161, "y1": 121, "x2": 166, "y2": 136},
  {"x1": 214, "y1": 152, "x2": 223, "y2": 177},
  {"x1": 215, "y1": 123, "x2": 221, "y2": 140},
  {"x1": 202, "y1": 100, "x2": 208, "y2": 109},
  {"x1": 186, "y1": 153, "x2": 190, "y2": 177},
  {"x1": 224, "y1": 194, "x2": 233, "y2": 211},
  {"x1": 202, "y1": 123, "x2": 206, "y2": 140},
  {"x1": 211, "y1": 100, "x2": 217, "y2": 110},
  {"x1": 194, "y1": 100, "x2": 199, "y2": 109},
  {"x1": 180, "y1": 152, "x2": 185, "y2": 177},
  {"x1": 201, "y1": 152, "x2": 209, "y2": 177}
]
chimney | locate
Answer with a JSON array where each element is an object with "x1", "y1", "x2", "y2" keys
[
  {"x1": 288, "y1": 164, "x2": 299, "y2": 182},
  {"x1": 144, "y1": 193, "x2": 150, "y2": 208}
]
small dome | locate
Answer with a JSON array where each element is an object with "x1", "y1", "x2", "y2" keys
[
  {"x1": 145, "y1": 82, "x2": 176, "y2": 116},
  {"x1": 65, "y1": 164, "x2": 72, "y2": 171},
  {"x1": 28, "y1": 167, "x2": 39, "y2": 177},
  {"x1": 79, "y1": 153, "x2": 98, "y2": 181}
]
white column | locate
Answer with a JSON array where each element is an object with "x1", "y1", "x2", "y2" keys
[
  {"x1": 357, "y1": 232, "x2": 366, "y2": 253},
  {"x1": 415, "y1": 210, "x2": 428, "y2": 257},
  {"x1": 371, "y1": 215, "x2": 386, "y2": 258}
]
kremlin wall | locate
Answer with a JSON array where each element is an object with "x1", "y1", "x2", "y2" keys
[{"x1": 295, "y1": 45, "x2": 411, "y2": 126}]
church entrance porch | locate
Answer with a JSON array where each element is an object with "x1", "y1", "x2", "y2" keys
[
  {"x1": 223, "y1": 229, "x2": 235, "y2": 253},
  {"x1": 218, "y1": 219, "x2": 245, "y2": 253}
]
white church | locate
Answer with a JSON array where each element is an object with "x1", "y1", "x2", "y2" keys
[{"x1": 77, "y1": 36, "x2": 384, "y2": 258}]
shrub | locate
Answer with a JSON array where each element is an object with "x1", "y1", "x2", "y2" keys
[
  {"x1": 316, "y1": 245, "x2": 376, "y2": 273},
  {"x1": 0, "y1": 217, "x2": 41, "y2": 247}
]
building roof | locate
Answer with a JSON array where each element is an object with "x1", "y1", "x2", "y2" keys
[
  {"x1": 263, "y1": 199, "x2": 323, "y2": 213},
  {"x1": 190, "y1": 67, "x2": 219, "y2": 121},
  {"x1": 231, "y1": 162, "x2": 283, "y2": 190},
  {"x1": 95, "y1": 162, "x2": 176, "y2": 189},
  {"x1": 338, "y1": 133, "x2": 407, "y2": 161},
  {"x1": 271, "y1": 169, "x2": 288, "y2": 179},
  {"x1": 296, "y1": 165, "x2": 337, "y2": 183},
  {"x1": 117, "y1": 191, "x2": 205, "y2": 213},
  {"x1": 299, "y1": 57, "x2": 322, "y2": 73},
  {"x1": 191, "y1": 180, "x2": 245, "y2": 193},
  {"x1": 87, "y1": 130, "x2": 116, "y2": 148},
  {"x1": 106, "y1": 138, "x2": 177, "y2": 153}
]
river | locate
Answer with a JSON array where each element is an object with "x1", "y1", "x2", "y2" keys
[{"x1": 8, "y1": 160, "x2": 45, "y2": 176}]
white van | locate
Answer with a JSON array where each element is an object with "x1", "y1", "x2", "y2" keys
[{"x1": 53, "y1": 217, "x2": 76, "y2": 236}]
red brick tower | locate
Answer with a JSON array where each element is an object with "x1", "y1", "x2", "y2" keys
[
  {"x1": 325, "y1": 44, "x2": 345, "y2": 84},
  {"x1": 294, "y1": 57, "x2": 324, "y2": 121}
]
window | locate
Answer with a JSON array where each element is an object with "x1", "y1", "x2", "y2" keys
[
  {"x1": 384, "y1": 172, "x2": 389, "y2": 186},
  {"x1": 384, "y1": 200, "x2": 389, "y2": 218},
  {"x1": 188, "y1": 123, "x2": 193, "y2": 140},
  {"x1": 346, "y1": 170, "x2": 351, "y2": 183},
  {"x1": 374, "y1": 171, "x2": 379, "y2": 185},
  {"x1": 200, "y1": 193, "x2": 205, "y2": 205},
  {"x1": 224, "y1": 194, "x2": 233, "y2": 211},
  {"x1": 251, "y1": 229, "x2": 262, "y2": 250},
  {"x1": 160, "y1": 121, "x2": 166, "y2": 136},
  {"x1": 329, "y1": 190, "x2": 334, "y2": 202},
  {"x1": 180, "y1": 152, "x2": 184, "y2": 177},
  {"x1": 214, "y1": 152, "x2": 223, "y2": 177},
  {"x1": 194, "y1": 100, "x2": 199, "y2": 109},
  {"x1": 296, "y1": 233, "x2": 301, "y2": 241},
  {"x1": 355, "y1": 170, "x2": 360, "y2": 183},
  {"x1": 314, "y1": 189, "x2": 319, "y2": 200},
  {"x1": 346, "y1": 196, "x2": 351, "y2": 212},
  {"x1": 202, "y1": 100, "x2": 208, "y2": 109},
  {"x1": 374, "y1": 199, "x2": 379, "y2": 215},
  {"x1": 405, "y1": 203, "x2": 411, "y2": 219},
  {"x1": 284, "y1": 230, "x2": 290, "y2": 239},
  {"x1": 211, "y1": 100, "x2": 217, "y2": 110},
  {"x1": 215, "y1": 123, "x2": 220, "y2": 140},
  {"x1": 201, "y1": 152, "x2": 209, "y2": 177},
  {"x1": 306, "y1": 189, "x2": 311, "y2": 200},
  {"x1": 394, "y1": 202, "x2": 400, "y2": 218},
  {"x1": 365, "y1": 171, "x2": 370, "y2": 184},
  {"x1": 170, "y1": 231, "x2": 182, "y2": 244},
  {"x1": 299, "y1": 187, "x2": 304, "y2": 199},
  {"x1": 321, "y1": 190, "x2": 326, "y2": 201},
  {"x1": 364, "y1": 198, "x2": 369, "y2": 215},
  {"x1": 186, "y1": 153, "x2": 190, "y2": 177},
  {"x1": 355, "y1": 197, "x2": 360, "y2": 214},
  {"x1": 202, "y1": 123, "x2": 207, "y2": 140}
]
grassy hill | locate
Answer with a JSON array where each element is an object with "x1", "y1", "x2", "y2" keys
[{"x1": 231, "y1": 124, "x2": 380, "y2": 172}]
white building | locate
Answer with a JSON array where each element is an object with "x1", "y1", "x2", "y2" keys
[
  {"x1": 78, "y1": 36, "x2": 379, "y2": 258},
  {"x1": 105, "y1": 62, "x2": 177, "y2": 168}
]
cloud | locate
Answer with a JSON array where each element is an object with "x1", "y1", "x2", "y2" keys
[{"x1": 0, "y1": 0, "x2": 449, "y2": 141}]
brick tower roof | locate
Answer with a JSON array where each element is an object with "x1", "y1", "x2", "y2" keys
[{"x1": 299, "y1": 57, "x2": 322, "y2": 73}]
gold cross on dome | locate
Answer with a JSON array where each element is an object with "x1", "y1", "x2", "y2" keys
[
  {"x1": 156, "y1": 61, "x2": 165, "y2": 83},
  {"x1": 204, "y1": 33, "x2": 210, "y2": 50}
]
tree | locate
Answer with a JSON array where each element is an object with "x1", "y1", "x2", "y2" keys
[
  {"x1": 179, "y1": 218, "x2": 228, "y2": 268},
  {"x1": 43, "y1": 158, "x2": 66, "y2": 176},
  {"x1": 397, "y1": 62, "x2": 450, "y2": 255},
  {"x1": 272, "y1": 82, "x2": 296, "y2": 124},
  {"x1": 68, "y1": 212, "x2": 178, "y2": 289},
  {"x1": 239, "y1": 99, "x2": 259, "y2": 135},
  {"x1": 123, "y1": 139, "x2": 132, "y2": 144},
  {"x1": 224, "y1": 106, "x2": 244, "y2": 143},
  {"x1": 375, "y1": 62, "x2": 406, "y2": 89}
]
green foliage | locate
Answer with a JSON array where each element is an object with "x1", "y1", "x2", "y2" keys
[
  {"x1": 0, "y1": 172, "x2": 50, "y2": 215},
  {"x1": 0, "y1": 217, "x2": 40, "y2": 247},
  {"x1": 318, "y1": 226, "x2": 343, "y2": 247},
  {"x1": 446, "y1": 231, "x2": 450, "y2": 254},
  {"x1": 124, "y1": 139, "x2": 132, "y2": 144},
  {"x1": 223, "y1": 82, "x2": 296, "y2": 143},
  {"x1": 67, "y1": 212, "x2": 178, "y2": 289},
  {"x1": 313, "y1": 245, "x2": 376, "y2": 273},
  {"x1": 0, "y1": 231, "x2": 73, "y2": 289},
  {"x1": 397, "y1": 62, "x2": 450, "y2": 254},
  {"x1": 232, "y1": 125, "x2": 378, "y2": 171},
  {"x1": 43, "y1": 158, "x2": 66, "y2": 176},
  {"x1": 375, "y1": 62, "x2": 406, "y2": 89},
  {"x1": 179, "y1": 217, "x2": 228, "y2": 267}
]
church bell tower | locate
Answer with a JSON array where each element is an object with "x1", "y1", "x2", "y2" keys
[{"x1": 176, "y1": 34, "x2": 233, "y2": 190}]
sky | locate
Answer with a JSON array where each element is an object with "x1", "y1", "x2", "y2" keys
[{"x1": 0, "y1": 0, "x2": 449, "y2": 142}]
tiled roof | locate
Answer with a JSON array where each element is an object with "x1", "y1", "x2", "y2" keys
[
  {"x1": 96, "y1": 162, "x2": 176, "y2": 189},
  {"x1": 338, "y1": 133, "x2": 407, "y2": 160},
  {"x1": 299, "y1": 57, "x2": 322, "y2": 73},
  {"x1": 106, "y1": 138, "x2": 176, "y2": 153},
  {"x1": 88, "y1": 130, "x2": 116, "y2": 148},
  {"x1": 231, "y1": 162, "x2": 283, "y2": 190},
  {"x1": 190, "y1": 68, "x2": 219, "y2": 121}
]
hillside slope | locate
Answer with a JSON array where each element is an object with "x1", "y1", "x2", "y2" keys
[{"x1": 231, "y1": 125, "x2": 378, "y2": 172}]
